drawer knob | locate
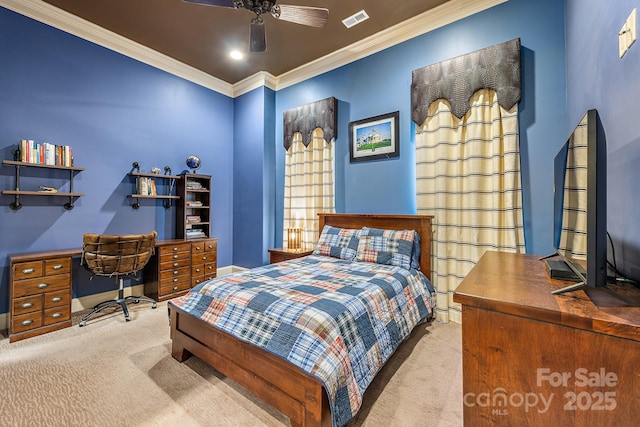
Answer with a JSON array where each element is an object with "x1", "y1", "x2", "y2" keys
[
  {"x1": 21, "y1": 302, "x2": 34, "y2": 309},
  {"x1": 21, "y1": 319, "x2": 34, "y2": 326},
  {"x1": 51, "y1": 313, "x2": 62, "y2": 319},
  {"x1": 173, "y1": 286, "x2": 179, "y2": 291},
  {"x1": 202, "y1": 256, "x2": 207, "y2": 261},
  {"x1": 195, "y1": 268, "x2": 201, "y2": 273},
  {"x1": 173, "y1": 255, "x2": 179, "y2": 259},
  {"x1": 173, "y1": 271, "x2": 179, "y2": 275},
  {"x1": 207, "y1": 266, "x2": 213, "y2": 271},
  {"x1": 208, "y1": 245, "x2": 214, "y2": 249},
  {"x1": 173, "y1": 247, "x2": 178, "y2": 251},
  {"x1": 52, "y1": 264, "x2": 64, "y2": 270},
  {"x1": 173, "y1": 262, "x2": 179, "y2": 267},
  {"x1": 195, "y1": 246, "x2": 201, "y2": 250},
  {"x1": 173, "y1": 278, "x2": 178, "y2": 283},
  {"x1": 51, "y1": 297, "x2": 63, "y2": 303},
  {"x1": 22, "y1": 268, "x2": 36, "y2": 274},
  {"x1": 195, "y1": 280, "x2": 201, "y2": 284},
  {"x1": 37, "y1": 283, "x2": 49, "y2": 289}
]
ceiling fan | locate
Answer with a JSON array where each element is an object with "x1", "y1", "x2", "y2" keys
[{"x1": 183, "y1": 0, "x2": 329, "y2": 52}]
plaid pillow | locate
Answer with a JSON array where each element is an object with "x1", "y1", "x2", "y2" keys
[
  {"x1": 312, "y1": 225, "x2": 361, "y2": 260},
  {"x1": 356, "y1": 227, "x2": 415, "y2": 270}
]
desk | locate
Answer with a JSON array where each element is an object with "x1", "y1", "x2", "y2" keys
[
  {"x1": 453, "y1": 251, "x2": 640, "y2": 426},
  {"x1": 8, "y1": 238, "x2": 216, "y2": 343}
]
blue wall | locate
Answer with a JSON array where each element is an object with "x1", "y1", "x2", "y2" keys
[
  {"x1": 0, "y1": 8, "x2": 234, "y2": 314},
  {"x1": 233, "y1": 86, "x2": 276, "y2": 267},
  {"x1": 273, "y1": 0, "x2": 567, "y2": 256},
  {"x1": 566, "y1": 0, "x2": 640, "y2": 280}
]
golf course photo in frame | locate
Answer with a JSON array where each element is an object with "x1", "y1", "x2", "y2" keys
[{"x1": 349, "y1": 111, "x2": 399, "y2": 162}]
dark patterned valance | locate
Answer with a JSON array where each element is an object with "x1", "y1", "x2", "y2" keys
[
  {"x1": 283, "y1": 97, "x2": 337, "y2": 150},
  {"x1": 411, "y1": 38, "x2": 521, "y2": 123}
]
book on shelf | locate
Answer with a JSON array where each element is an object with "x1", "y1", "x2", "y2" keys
[
  {"x1": 186, "y1": 200, "x2": 203, "y2": 207},
  {"x1": 136, "y1": 176, "x2": 158, "y2": 196},
  {"x1": 185, "y1": 228, "x2": 207, "y2": 239},
  {"x1": 18, "y1": 139, "x2": 73, "y2": 167},
  {"x1": 186, "y1": 180, "x2": 204, "y2": 190}
]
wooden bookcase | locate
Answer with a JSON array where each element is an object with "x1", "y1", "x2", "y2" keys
[{"x1": 176, "y1": 173, "x2": 211, "y2": 240}]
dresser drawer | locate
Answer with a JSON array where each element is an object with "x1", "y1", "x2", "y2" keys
[
  {"x1": 44, "y1": 289, "x2": 71, "y2": 309},
  {"x1": 12, "y1": 274, "x2": 71, "y2": 298},
  {"x1": 43, "y1": 306, "x2": 71, "y2": 326},
  {"x1": 12, "y1": 295, "x2": 43, "y2": 316},
  {"x1": 159, "y1": 266, "x2": 191, "y2": 280},
  {"x1": 191, "y1": 253, "x2": 213, "y2": 265},
  {"x1": 159, "y1": 258, "x2": 191, "y2": 271},
  {"x1": 12, "y1": 312, "x2": 43, "y2": 334},
  {"x1": 159, "y1": 251, "x2": 190, "y2": 264},
  {"x1": 203, "y1": 239, "x2": 217, "y2": 252},
  {"x1": 158, "y1": 243, "x2": 191, "y2": 256},
  {"x1": 13, "y1": 261, "x2": 44, "y2": 280},
  {"x1": 44, "y1": 258, "x2": 71, "y2": 275},
  {"x1": 159, "y1": 277, "x2": 191, "y2": 297}
]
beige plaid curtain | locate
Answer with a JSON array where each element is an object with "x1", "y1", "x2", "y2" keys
[
  {"x1": 558, "y1": 114, "x2": 588, "y2": 260},
  {"x1": 284, "y1": 128, "x2": 335, "y2": 249},
  {"x1": 416, "y1": 89, "x2": 526, "y2": 323}
]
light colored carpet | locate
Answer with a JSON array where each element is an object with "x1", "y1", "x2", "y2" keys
[{"x1": 0, "y1": 302, "x2": 462, "y2": 427}]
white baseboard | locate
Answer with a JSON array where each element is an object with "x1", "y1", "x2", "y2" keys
[{"x1": 1, "y1": 265, "x2": 245, "y2": 334}]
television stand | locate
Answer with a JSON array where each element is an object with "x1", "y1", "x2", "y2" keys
[{"x1": 454, "y1": 251, "x2": 640, "y2": 426}]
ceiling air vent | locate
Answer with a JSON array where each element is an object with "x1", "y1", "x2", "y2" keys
[{"x1": 342, "y1": 10, "x2": 369, "y2": 29}]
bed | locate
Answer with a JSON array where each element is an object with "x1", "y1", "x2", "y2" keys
[{"x1": 168, "y1": 213, "x2": 433, "y2": 427}]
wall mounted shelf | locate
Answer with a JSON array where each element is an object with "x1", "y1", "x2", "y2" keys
[
  {"x1": 127, "y1": 163, "x2": 180, "y2": 209},
  {"x1": 1, "y1": 160, "x2": 85, "y2": 210}
]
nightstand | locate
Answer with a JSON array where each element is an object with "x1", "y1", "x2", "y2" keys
[{"x1": 268, "y1": 248, "x2": 313, "y2": 264}]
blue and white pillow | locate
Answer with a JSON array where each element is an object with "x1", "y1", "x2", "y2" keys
[
  {"x1": 356, "y1": 227, "x2": 416, "y2": 270},
  {"x1": 312, "y1": 225, "x2": 361, "y2": 261}
]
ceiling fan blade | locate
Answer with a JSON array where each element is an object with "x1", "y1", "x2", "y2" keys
[
  {"x1": 273, "y1": 5, "x2": 329, "y2": 28},
  {"x1": 250, "y1": 20, "x2": 267, "y2": 52},
  {"x1": 182, "y1": 0, "x2": 236, "y2": 8}
]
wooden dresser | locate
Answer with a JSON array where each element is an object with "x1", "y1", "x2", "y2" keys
[
  {"x1": 9, "y1": 249, "x2": 75, "y2": 342},
  {"x1": 144, "y1": 238, "x2": 217, "y2": 301},
  {"x1": 454, "y1": 251, "x2": 640, "y2": 426}
]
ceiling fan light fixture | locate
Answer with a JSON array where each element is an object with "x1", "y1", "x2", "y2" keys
[
  {"x1": 229, "y1": 50, "x2": 244, "y2": 60},
  {"x1": 342, "y1": 10, "x2": 369, "y2": 29}
]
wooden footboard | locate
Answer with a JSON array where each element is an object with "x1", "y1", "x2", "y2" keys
[{"x1": 170, "y1": 305, "x2": 331, "y2": 427}]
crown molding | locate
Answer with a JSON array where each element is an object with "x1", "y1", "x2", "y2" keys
[
  {"x1": 269, "y1": 0, "x2": 508, "y2": 93},
  {"x1": 1, "y1": 0, "x2": 506, "y2": 98},
  {"x1": 0, "y1": 0, "x2": 234, "y2": 97}
]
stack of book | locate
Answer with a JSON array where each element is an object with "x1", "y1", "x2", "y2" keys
[
  {"x1": 19, "y1": 139, "x2": 73, "y2": 166},
  {"x1": 136, "y1": 177, "x2": 157, "y2": 196},
  {"x1": 186, "y1": 200, "x2": 203, "y2": 207},
  {"x1": 186, "y1": 180, "x2": 204, "y2": 190},
  {"x1": 186, "y1": 228, "x2": 207, "y2": 239}
]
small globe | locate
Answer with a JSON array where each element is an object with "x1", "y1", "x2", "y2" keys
[{"x1": 186, "y1": 155, "x2": 201, "y2": 172}]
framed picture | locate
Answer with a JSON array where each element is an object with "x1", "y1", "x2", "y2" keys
[{"x1": 349, "y1": 111, "x2": 399, "y2": 163}]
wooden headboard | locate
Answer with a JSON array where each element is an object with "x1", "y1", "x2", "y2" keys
[{"x1": 318, "y1": 213, "x2": 433, "y2": 279}]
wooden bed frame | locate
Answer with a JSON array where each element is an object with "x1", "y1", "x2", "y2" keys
[{"x1": 169, "y1": 213, "x2": 433, "y2": 427}]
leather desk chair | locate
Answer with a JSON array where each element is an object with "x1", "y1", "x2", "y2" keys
[{"x1": 79, "y1": 231, "x2": 157, "y2": 326}]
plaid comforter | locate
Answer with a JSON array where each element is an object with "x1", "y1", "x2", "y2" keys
[{"x1": 168, "y1": 255, "x2": 434, "y2": 427}]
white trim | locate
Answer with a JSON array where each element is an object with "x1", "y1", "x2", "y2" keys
[{"x1": 0, "y1": 0, "x2": 507, "y2": 97}]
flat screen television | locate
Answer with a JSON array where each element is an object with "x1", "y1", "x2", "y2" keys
[{"x1": 543, "y1": 109, "x2": 608, "y2": 294}]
